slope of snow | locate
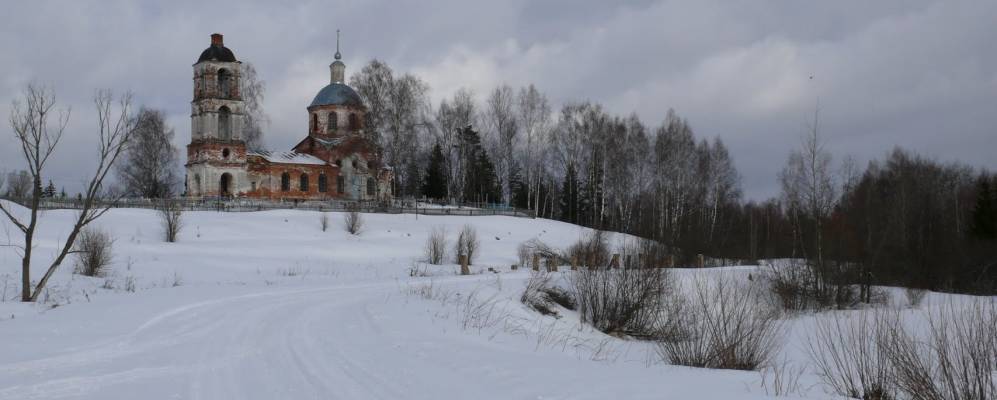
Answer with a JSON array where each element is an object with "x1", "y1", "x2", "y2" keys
[{"x1": 0, "y1": 203, "x2": 966, "y2": 399}]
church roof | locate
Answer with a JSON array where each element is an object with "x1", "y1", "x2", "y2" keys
[
  {"x1": 249, "y1": 150, "x2": 326, "y2": 166},
  {"x1": 310, "y1": 83, "x2": 363, "y2": 108},
  {"x1": 196, "y1": 44, "x2": 237, "y2": 63}
]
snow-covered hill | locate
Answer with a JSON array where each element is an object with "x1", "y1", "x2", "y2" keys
[{"x1": 0, "y1": 204, "x2": 972, "y2": 399}]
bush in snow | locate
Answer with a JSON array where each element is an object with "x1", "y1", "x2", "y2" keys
[
  {"x1": 454, "y1": 224, "x2": 480, "y2": 265},
  {"x1": 343, "y1": 207, "x2": 363, "y2": 235},
  {"x1": 904, "y1": 287, "x2": 927, "y2": 308},
  {"x1": 880, "y1": 299, "x2": 997, "y2": 400},
  {"x1": 425, "y1": 226, "x2": 447, "y2": 265},
  {"x1": 157, "y1": 198, "x2": 183, "y2": 242},
  {"x1": 73, "y1": 227, "x2": 114, "y2": 277},
  {"x1": 521, "y1": 272, "x2": 576, "y2": 318},
  {"x1": 570, "y1": 264, "x2": 672, "y2": 338},
  {"x1": 807, "y1": 310, "x2": 896, "y2": 400},
  {"x1": 319, "y1": 212, "x2": 329, "y2": 232},
  {"x1": 656, "y1": 273, "x2": 784, "y2": 371},
  {"x1": 565, "y1": 230, "x2": 609, "y2": 268}
]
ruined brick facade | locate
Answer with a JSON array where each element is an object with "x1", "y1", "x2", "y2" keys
[{"x1": 185, "y1": 33, "x2": 393, "y2": 201}]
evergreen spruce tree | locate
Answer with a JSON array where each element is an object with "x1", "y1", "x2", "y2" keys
[
  {"x1": 422, "y1": 142, "x2": 447, "y2": 200},
  {"x1": 59, "y1": 187, "x2": 67, "y2": 199},
  {"x1": 42, "y1": 180, "x2": 56, "y2": 198},
  {"x1": 559, "y1": 164, "x2": 580, "y2": 224},
  {"x1": 970, "y1": 177, "x2": 997, "y2": 240}
]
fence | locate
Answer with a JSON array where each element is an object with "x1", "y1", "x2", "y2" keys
[{"x1": 1, "y1": 197, "x2": 537, "y2": 219}]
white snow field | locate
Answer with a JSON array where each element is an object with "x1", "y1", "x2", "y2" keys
[{"x1": 0, "y1": 202, "x2": 971, "y2": 399}]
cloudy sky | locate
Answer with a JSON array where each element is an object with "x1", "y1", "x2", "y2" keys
[{"x1": 1, "y1": 0, "x2": 995, "y2": 199}]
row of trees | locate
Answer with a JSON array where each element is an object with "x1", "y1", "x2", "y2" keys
[{"x1": 350, "y1": 59, "x2": 996, "y2": 294}]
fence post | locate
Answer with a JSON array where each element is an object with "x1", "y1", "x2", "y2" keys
[
  {"x1": 460, "y1": 255, "x2": 470, "y2": 275},
  {"x1": 697, "y1": 254, "x2": 704, "y2": 268},
  {"x1": 610, "y1": 254, "x2": 620, "y2": 269}
]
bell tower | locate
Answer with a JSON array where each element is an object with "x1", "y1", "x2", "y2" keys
[{"x1": 185, "y1": 33, "x2": 249, "y2": 197}]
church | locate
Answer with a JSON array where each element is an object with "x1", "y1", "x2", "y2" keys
[{"x1": 185, "y1": 33, "x2": 393, "y2": 201}]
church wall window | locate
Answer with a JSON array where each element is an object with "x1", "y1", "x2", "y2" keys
[
  {"x1": 311, "y1": 113, "x2": 318, "y2": 134},
  {"x1": 367, "y1": 177, "x2": 376, "y2": 196},
  {"x1": 348, "y1": 113, "x2": 359, "y2": 130},
  {"x1": 327, "y1": 112, "x2": 337, "y2": 134},
  {"x1": 318, "y1": 174, "x2": 328, "y2": 193},
  {"x1": 337, "y1": 176, "x2": 345, "y2": 194},
  {"x1": 300, "y1": 173, "x2": 309, "y2": 192},
  {"x1": 280, "y1": 172, "x2": 290, "y2": 192},
  {"x1": 218, "y1": 106, "x2": 231, "y2": 140},
  {"x1": 218, "y1": 69, "x2": 230, "y2": 98}
]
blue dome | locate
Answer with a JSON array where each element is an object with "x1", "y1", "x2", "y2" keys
[{"x1": 310, "y1": 83, "x2": 363, "y2": 108}]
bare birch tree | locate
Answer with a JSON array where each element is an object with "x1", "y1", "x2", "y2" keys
[
  {"x1": 483, "y1": 84, "x2": 518, "y2": 204},
  {"x1": 115, "y1": 107, "x2": 178, "y2": 198},
  {"x1": 0, "y1": 85, "x2": 134, "y2": 302},
  {"x1": 241, "y1": 62, "x2": 269, "y2": 152},
  {"x1": 516, "y1": 85, "x2": 551, "y2": 213}
]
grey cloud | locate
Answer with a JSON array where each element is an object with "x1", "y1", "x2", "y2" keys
[{"x1": 1, "y1": 0, "x2": 994, "y2": 199}]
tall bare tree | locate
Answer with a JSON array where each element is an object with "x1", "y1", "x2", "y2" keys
[
  {"x1": 516, "y1": 85, "x2": 552, "y2": 212},
  {"x1": 483, "y1": 84, "x2": 518, "y2": 204},
  {"x1": 780, "y1": 105, "x2": 837, "y2": 288},
  {"x1": 241, "y1": 62, "x2": 268, "y2": 152},
  {"x1": 0, "y1": 85, "x2": 134, "y2": 302},
  {"x1": 115, "y1": 107, "x2": 178, "y2": 198},
  {"x1": 435, "y1": 88, "x2": 477, "y2": 201}
]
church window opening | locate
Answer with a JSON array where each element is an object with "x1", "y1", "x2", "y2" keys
[
  {"x1": 218, "y1": 69, "x2": 230, "y2": 98},
  {"x1": 222, "y1": 148, "x2": 230, "y2": 159},
  {"x1": 337, "y1": 176, "x2": 345, "y2": 194},
  {"x1": 300, "y1": 173, "x2": 309, "y2": 192},
  {"x1": 318, "y1": 174, "x2": 328, "y2": 193},
  {"x1": 281, "y1": 172, "x2": 290, "y2": 192},
  {"x1": 311, "y1": 113, "x2": 318, "y2": 133},
  {"x1": 335, "y1": 159, "x2": 342, "y2": 167},
  {"x1": 219, "y1": 106, "x2": 231, "y2": 140},
  {"x1": 327, "y1": 112, "x2": 337, "y2": 133},
  {"x1": 220, "y1": 173, "x2": 232, "y2": 196},
  {"x1": 348, "y1": 113, "x2": 359, "y2": 130},
  {"x1": 366, "y1": 177, "x2": 376, "y2": 196},
  {"x1": 352, "y1": 160, "x2": 358, "y2": 169}
]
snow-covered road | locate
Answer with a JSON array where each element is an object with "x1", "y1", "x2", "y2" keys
[{"x1": 0, "y1": 206, "x2": 800, "y2": 399}]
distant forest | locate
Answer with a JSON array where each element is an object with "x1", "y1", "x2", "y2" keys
[{"x1": 344, "y1": 59, "x2": 996, "y2": 295}]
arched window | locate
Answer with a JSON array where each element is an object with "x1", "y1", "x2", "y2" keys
[
  {"x1": 367, "y1": 177, "x2": 376, "y2": 196},
  {"x1": 311, "y1": 113, "x2": 318, "y2": 133},
  {"x1": 337, "y1": 176, "x2": 345, "y2": 194},
  {"x1": 218, "y1": 106, "x2": 231, "y2": 140},
  {"x1": 327, "y1": 112, "x2": 338, "y2": 134},
  {"x1": 280, "y1": 172, "x2": 290, "y2": 192},
  {"x1": 218, "y1": 69, "x2": 230, "y2": 98},
  {"x1": 348, "y1": 113, "x2": 359, "y2": 130},
  {"x1": 318, "y1": 173, "x2": 328, "y2": 193},
  {"x1": 194, "y1": 174, "x2": 202, "y2": 194},
  {"x1": 222, "y1": 148, "x2": 230, "y2": 159},
  {"x1": 300, "y1": 173, "x2": 309, "y2": 192}
]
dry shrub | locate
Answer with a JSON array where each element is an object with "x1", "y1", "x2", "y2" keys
[
  {"x1": 570, "y1": 266, "x2": 671, "y2": 338},
  {"x1": 73, "y1": 227, "x2": 114, "y2": 277},
  {"x1": 807, "y1": 311, "x2": 896, "y2": 400},
  {"x1": 764, "y1": 260, "x2": 861, "y2": 312},
  {"x1": 521, "y1": 272, "x2": 578, "y2": 318},
  {"x1": 905, "y1": 287, "x2": 927, "y2": 308},
  {"x1": 566, "y1": 230, "x2": 609, "y2": 268},
  {"x1": 454, "y1": 224, "x2": 480, "y2": 265},
  {"x1": 343, "y1": 207, "x2": 363, "y2": 235},
  {"x1": 657, "y1": 273, "x2": 784, "y2": 371},
  {"x1": 157, "y1": 198, "x2": 183, "y2": 242},
  {"x1": 425, "y1": 226, "x2": 447, "y2": 265},
  {"x1": 519, "y1": 238, "x2": 564, "y2": 265},
  {"x1": 881, "y1": 299, "x2": 997, "y2": 400},
  {"x1": 521, "y1": 271, "x2": 558, "y2": 317}
]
